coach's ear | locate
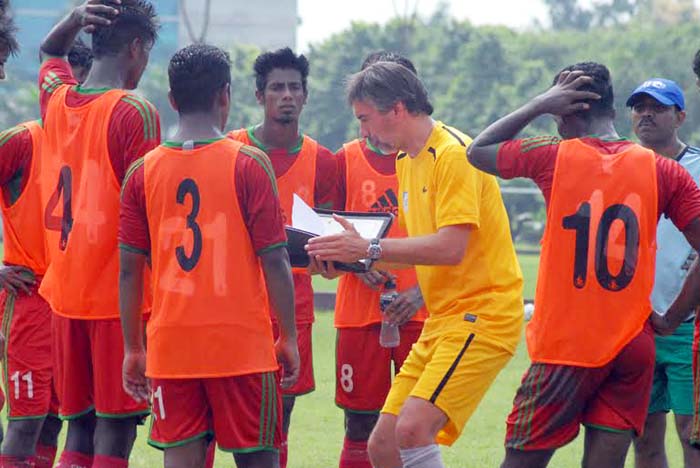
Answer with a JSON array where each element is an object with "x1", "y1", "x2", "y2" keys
[{"x1": 168, "y1": 91, "x2": 179, "y2": 113}]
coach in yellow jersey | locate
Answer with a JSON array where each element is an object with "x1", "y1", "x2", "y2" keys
[{"x1": 306, "y1": 62, "x2": 523, "y2": 468}]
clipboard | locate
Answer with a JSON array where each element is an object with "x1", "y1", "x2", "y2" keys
[{"x1": 285, "y1": 208, "x2": 394, "y2": 273}]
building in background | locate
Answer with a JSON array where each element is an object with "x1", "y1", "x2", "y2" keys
[
  {"x1": 13, "y1": 0, "x2": 297, "y2": 79},
  {"x1": 179, "y1": 0, "x2": 297, "y2": 50}
]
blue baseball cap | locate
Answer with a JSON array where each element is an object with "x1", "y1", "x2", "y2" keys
[{"x1": 626, "y1": 78, "x2": 685, "y2": 110}]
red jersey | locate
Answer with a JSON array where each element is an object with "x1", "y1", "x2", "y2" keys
[
  {"x1": 0, "y1": 121, "x2": 47, "y2": 274},
  {"x1": 0, "y1": 125, "x2": 33, "y2": 207},
  {"x1": 334, "y1": 139, "x2": 426, "y2": 327},
  {"x1": 228, "y1": 126, "x2": 337, "y2": 325},
  {"x1": 39, "y1": 58, "x2": 160, "y2": 183},
  {"x1": 334, "y1": 139, "x2": 396, "y2": 210},
  {"x1": 528, "y1": 139, "x2": 659, "y2": 366},
  {"x1": 137, "y1": 139, "x2": 281, "y2": 378},
  {"x1": 119, "y1": 139, "x2": 287, "y2": 257},
  {"x1": 497, "y1": 136, "x2": 700, "y2": 229},
  {"x1": 38, "y1": 59, "x2": 160, "y2": 319}
]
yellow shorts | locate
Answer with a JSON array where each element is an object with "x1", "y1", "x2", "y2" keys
[{"x1": 382, "y1": 329, "x2": 514, "y2": 445}]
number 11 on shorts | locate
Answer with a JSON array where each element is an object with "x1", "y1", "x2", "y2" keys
[{"x1": 10, "y1": 371, "x2": 33, "y2": 399}]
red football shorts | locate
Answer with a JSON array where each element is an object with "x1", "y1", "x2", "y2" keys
[
  {"x1": 273, "y1": 322, "x2": 314, "y2": 396},
  {"x1": 505, "y1": 323, "x2": 655, "y2": 450},
  {"x1": 148, "y1": 372, "x2": 282, "y2": 453},
  {"x1": 336, "y1": 322, "x2": 423, "y2": 412},
  {"x1": 53, "y1": 315, "x2": 149, "y2": 419},
  {"x1": 0, "y1": 287, "x2": 58, "y2": 418}
]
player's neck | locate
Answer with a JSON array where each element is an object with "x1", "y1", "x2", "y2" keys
[
  {"x1": 171, "y1": 114, "x2": 224, "y2": 142},
  {"x1": 584, "y1": 118, "x2": 619, "y2": 141},
  {"x1": 403, "y1": 115, "x2": 436, "y2": 158},
  {"x1": 644, "y1": 136, "x2": 686, "y2": 160},
  {"x1": 256, "y1": 118, "x2": 300, "y2": 151},
  {"x1": 80, "y1": 60, "x2": 129, "y2": 90}
]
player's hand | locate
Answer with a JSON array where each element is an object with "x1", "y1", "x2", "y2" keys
[
  {"x1": 384, "y1": 286, "x2": 424, "y2": 325},
  {"x1": 275, "y1": 337, "x2": 300, "y2": 389},
  {"x1": 305, "y1": 215, "x2": 368, "y2": 263},
  {"x1": 533, "y1": 70, "x2": 601, "y2": 116},
  {"x1": 72, "y1": 0, "x2": 121, "y2": 33},
  {"x1": 122, "y1": 348, "x2": 150, "y2": 403},
  {"x1": 650, "y1": 311, "x2": 674, "y2": 336},
  {"x1": 355, "y1": 270, "x2": 392, "y2": 290},
  {"x1": 0, "y1": 266, "x2": 35, "y2": 296},
  {"x1": 307, "y1": 255, "x2": 344, "y2": 279}
]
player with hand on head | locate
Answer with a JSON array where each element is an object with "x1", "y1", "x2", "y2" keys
[
  {"x1": 119, "y1": 43, "x2": 298, "y2": 468},
  {"x1": 38, "y1": 1, "x2": 160, "y2": 467},
  {"x1": 228, "y1": 46, "x2": 337, "y2": 468},
  {"x1": 469, "y1": 62, "x2": 700, "y2": 468}
]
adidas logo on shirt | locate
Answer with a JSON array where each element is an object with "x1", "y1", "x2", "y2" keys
[{"x1": 370, "y1": 188, "x2": 399, "y2": 215}]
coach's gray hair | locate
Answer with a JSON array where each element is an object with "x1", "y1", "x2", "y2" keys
[{"x1": 346, "y1": 62, "x2": 434, "y2": 115}]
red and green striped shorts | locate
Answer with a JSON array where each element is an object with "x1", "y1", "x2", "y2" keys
[{"x1": 506, "y1": 324, "x2": 655, "y2": 450}]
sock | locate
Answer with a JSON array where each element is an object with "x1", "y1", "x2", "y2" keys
[
  {"x1": 339, "y1": 438, "x2": 371, "y2": 468},
  {"x1": 54, "y1": 451, "x2": 92, "y2": 468},
  {"x1": 204, "y1": 440, "x2": 216, "y2": 468},
  {"x1": 279, "y1": 433, "x2": 288, "y2": 468},
  {"x1": 0, "y1": 455, "x2": 35, "y2": 468},
  {"x1": 399, "y1": 445, "x2": 444, "y2": 468},
  {"x1": 33, "y1": 444, "x2": 57, "y2": 468},
  {"x1": 91, "y1": 455, "x2": 128, "y2": 468}
]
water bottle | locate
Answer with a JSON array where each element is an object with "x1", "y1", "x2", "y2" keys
[{"x1": 379, "y1": 278, "x2": 400, "y2": 348}]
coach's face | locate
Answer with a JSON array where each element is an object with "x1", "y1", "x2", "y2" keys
[
  {"x1": 353, "y1": 99, "x2": 400, "y2": 154},
  {"x1": 630, "y1": 94, "x2": 684, "y2": 147}
]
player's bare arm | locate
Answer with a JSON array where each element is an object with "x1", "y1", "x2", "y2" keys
[
  {"x1": 468, "y1": 70, "x2": 600, "y2": 176},
  {"x1": 260, "y1": 246, "x2": 300, "y2": 389},
  {"x1": 652, "y1": 217, "x2": 700, "y2": 335},
  {"x1": 383, "y1": 285, "x2": 423, "y2": 326},
  {"x1": 306, "y1": 214, "x2": 471, "y2": 266},
  {"x1": 118, "y1": 248, "x2": 149, "y2": 403},
  {"x1": 40, "y1": 0, "x2": 119, "y2": 60}
]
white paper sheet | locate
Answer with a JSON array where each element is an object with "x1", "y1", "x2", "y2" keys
[
  {"x1": 291, "y1": 194, "x2": 388, "y2": 239},
  {"x1": 291, "y1": 194, "x2": 325, "y2": 235}
]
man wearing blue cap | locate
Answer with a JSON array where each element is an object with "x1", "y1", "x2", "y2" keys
[{"x1": 628, "y1": 78, "x2": 700, "y2": 468}]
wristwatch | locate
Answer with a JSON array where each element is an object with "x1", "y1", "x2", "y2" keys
[{"x1": 367, "y1": 238, "x2": 382, "y2": 260}]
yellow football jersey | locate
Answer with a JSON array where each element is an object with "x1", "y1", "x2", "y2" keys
[{"x1": 396, "y1": 121, "x2": 523, "y2": 351}]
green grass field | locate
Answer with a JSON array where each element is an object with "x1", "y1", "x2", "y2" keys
[
  {"x1": 123, "y1": 313, "x2": 683, "y2": 467},
  {"x1": 57, "y1": 252, "x2": 682, "y2": 466}
]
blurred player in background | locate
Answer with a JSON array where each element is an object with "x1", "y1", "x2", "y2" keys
[{"x1": 627, "y1": 78, "x2": 700, "y2": 468}]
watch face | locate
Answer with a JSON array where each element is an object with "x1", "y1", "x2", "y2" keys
[{"x1": 368, "y1": 244, "x2": 381, "y2": 259}]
